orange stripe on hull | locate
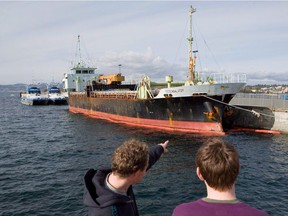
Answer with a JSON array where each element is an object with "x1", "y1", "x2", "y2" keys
[
  {"x1": 229, "y1": 128, "x2": 281, "y2": 134},
  {"x1": 69, "y1": 106, "x2": 225, "y2": 136}
]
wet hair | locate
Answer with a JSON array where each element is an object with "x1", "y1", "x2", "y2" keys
[
  {"x1": 195, "y1": 138, "x2": 240, "y2": 191},
  {"x1": 111, "y1": 138, "x2": 149, "y2": 177}
]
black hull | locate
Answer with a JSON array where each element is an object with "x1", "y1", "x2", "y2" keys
[
  {"x1": 68, "y1": 93, "x2": 236, "y2": 134},
  {"x1": 48, "y1": 99, "x2": 68, "y2": 105},
  {"x1": 21, "y1": 99, "x2": 49, "y2": 106},
  {"x1": 223, "y1": 106, "x2": 276, "y2": 131},
  {"x1": 70, "y1": 96, "x2": 226, "y2": 121}
]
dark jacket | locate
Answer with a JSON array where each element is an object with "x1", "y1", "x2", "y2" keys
[{"x1": 84, "y1": 145, "x2": 164, "y2": 216}]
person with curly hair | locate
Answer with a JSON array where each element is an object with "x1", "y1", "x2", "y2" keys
[{"x1": 84, "y1": 138, "x2": 169, "y2": 216}]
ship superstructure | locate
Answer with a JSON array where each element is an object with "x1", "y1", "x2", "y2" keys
[{"x1": 62, "y1": 35, "x2": 97, "y2": 93}]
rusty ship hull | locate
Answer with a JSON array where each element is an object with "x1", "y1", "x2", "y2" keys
[{"x1": 68, "y1": 87, "x2": 243, "y2": 135}]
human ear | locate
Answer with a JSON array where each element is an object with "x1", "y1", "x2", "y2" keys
[{"x1": 196, "y1": 167, "x2": 205, "y2": 181}]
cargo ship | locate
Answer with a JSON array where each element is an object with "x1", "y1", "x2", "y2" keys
[{"x1": 66, "y1": 6, "x2": 246, "y2": 135}]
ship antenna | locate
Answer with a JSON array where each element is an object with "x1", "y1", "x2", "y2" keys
[
  {"x1": 188, "y1": 6, "x2": 196, "y2": 84},
  {"x1": 75, "y1": 34, "x2": 82, "y2": 67}
]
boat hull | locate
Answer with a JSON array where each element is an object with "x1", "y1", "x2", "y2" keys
[
  {"x1": 48, "y1": 97, "x2": 68, "y2": 105},
  {"x1": 68, "y1": 93, "x2": 234, "y2": 135},
  {"x1": 48, "y1": 99, "x2": 68, "y2": 105},
  {"x1": 21, "y1": 96, "x2": 49, "y2": 106}
]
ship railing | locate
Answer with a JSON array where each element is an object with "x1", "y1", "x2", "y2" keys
[
  {"x1": 208, "y1": 73, "x2": 247, "y2": 83},
  {"x1": 69, "y1": 92, "x2": 86, "y2": 96},
  {"x1": 90, "y1": 91, "x2": 138, "y2": 100}
]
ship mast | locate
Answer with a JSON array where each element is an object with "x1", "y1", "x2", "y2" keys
[
  {"x1": 75, "y1": 34, "x2": 82, "y2": 68},
  {"x1": 188, "y1": 6, "x2": 196, "y2": 83}
]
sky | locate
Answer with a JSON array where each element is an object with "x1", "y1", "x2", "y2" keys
[{"x1": 1, "y1": 1, "x2": 288, "y2": 85}]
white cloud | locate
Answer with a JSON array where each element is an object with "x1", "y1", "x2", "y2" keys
[
  {"x1": 0, "y1": 1, "x2": 288, "y2": 85},
  {"x1": 96, "y1": 47, "x2": 184, "y2": 83}
]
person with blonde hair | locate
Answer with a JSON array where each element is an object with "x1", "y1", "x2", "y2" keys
[
  {"x1": 172, "y1": 138, "x2": 269, "y2": 216},
  {"x1": 84, "y1": 138, "x2": 169, "y2": 216}
]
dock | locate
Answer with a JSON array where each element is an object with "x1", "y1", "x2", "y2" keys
[{"x1": 227, "y1": 93, "x2": 288, "y2": 134}]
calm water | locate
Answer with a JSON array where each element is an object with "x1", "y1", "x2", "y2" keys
[{"x1": 1, "y1": 88, "x2": 287, "y2": 216}]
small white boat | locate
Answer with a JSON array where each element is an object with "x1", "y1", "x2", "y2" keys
[
  {"x1": 20, "y1": 86, "x2": 49, "y2": 106},
  {"x1": 48, "y1": 86, "x2": 68, "y2": 105}
]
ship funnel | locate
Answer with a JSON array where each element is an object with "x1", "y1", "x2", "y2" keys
[{"x1": 165, "y1": 76, "x2": 173, "y2": 88}]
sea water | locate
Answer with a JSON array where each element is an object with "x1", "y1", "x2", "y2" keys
[{"x1": 1, "y1": 87, "x2": 287, "y2": 216}]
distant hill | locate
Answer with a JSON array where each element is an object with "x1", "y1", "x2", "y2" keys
[
  {"x1": 0, "y1": 83, "x2": 27, "y2": 92},
  {"x1": 0, "y1": 83, "x2": 26, "y2": 87},
  {"x1": 0, "y1": 83, "x2": 64, "y2": 92}
]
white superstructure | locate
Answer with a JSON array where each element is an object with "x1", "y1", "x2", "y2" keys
[
  {"x1": 62, "y1": 35, "x2": 98, "y2": 93},
  {"x1": 63, "y1": 64, "x2": 98, "y2": 92}
]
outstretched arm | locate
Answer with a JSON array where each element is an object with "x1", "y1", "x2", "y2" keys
[
  {"x1": 158, "y1": 140, "x2": 169, "y2": 153},
  {"x1": 147, "y1": 140, "x2": 169, "y2": 170}
]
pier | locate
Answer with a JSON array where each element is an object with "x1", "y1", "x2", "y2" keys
[
  {"x1": 230, "y1": 93, "x2": 288, "y2": 110},
  {"x1": 228, "y1": 93, "x2": 288, "y2": 134}
]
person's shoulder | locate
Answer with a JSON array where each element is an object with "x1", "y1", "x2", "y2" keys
[
  {"x1": 237, "y1": 202, "x2": 269, "y2": 216},
  {"x1": 85, "y1": 168, "x2": 111, "y2": 183},
  {"x1": 172, "y1": 199, "x2": 202, "y2": 216}
]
